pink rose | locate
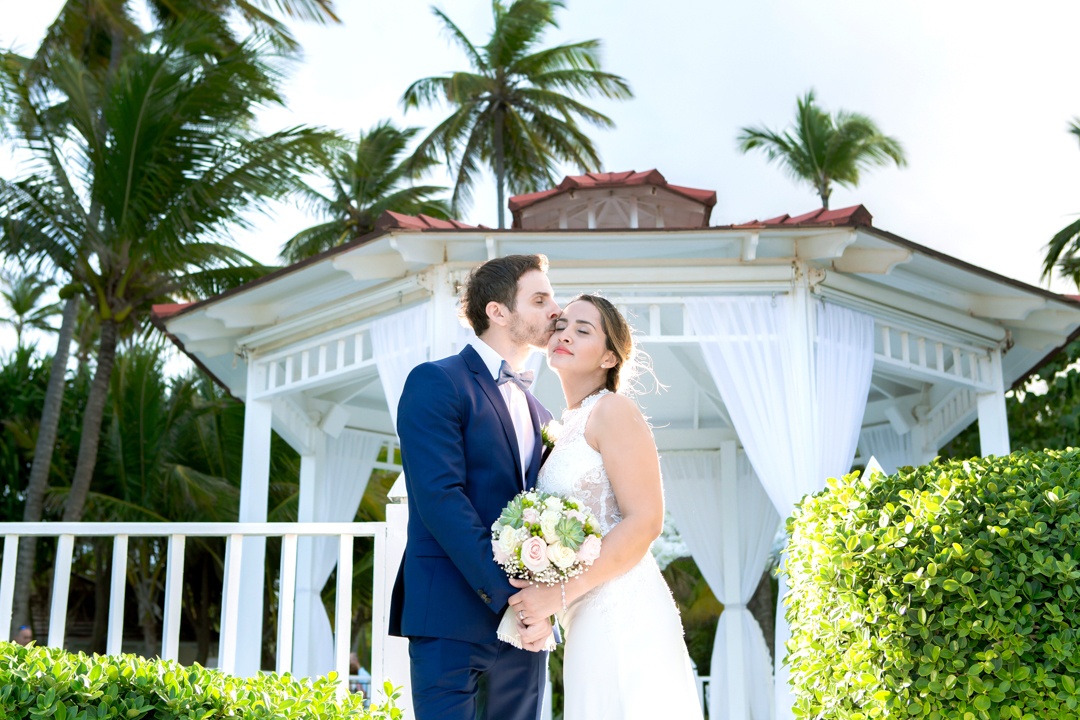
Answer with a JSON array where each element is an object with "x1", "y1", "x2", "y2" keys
[
  {"x1": 520, "y1": 535, "x2": 550, "y2": 573},
  {"x1": 576, "y1": 535, "x2": 602, "y2": 565},
  {"x1": 566, "y1": 510, "x2": 585, "y2": 523},
  {"x1": 522, "y1": 507, "x2": 540, "y2": 524},
  {"x1": 492, "y1": 538, "x2": 509, "y2": 564}
]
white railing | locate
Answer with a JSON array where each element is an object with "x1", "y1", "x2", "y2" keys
[
  {"x1": 921, "y1": 387, "x2": 979, "y2": 451},
  {"x1": 0, "y1": 521, "x2": 387, "y2": 697},
  {"x1": 609, "y1": 296, "x2": 998, "y2": 391},
  {"x1": 875, "y1": 324, "x2": 993, "y2": 391},
  {"x1": 248, "y1": 323, "x2": 378, "y2": 400}
]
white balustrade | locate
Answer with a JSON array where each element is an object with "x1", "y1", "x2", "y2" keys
[
  {"x1": 875, "y1": 324, "x2": 994, "y2": 391},
  {"x1": 0, "y1": 521, "x2": 387, "y2": 699},
  {"x1": 599, "y1": 297, "x2": 998, "y2": 393},
  {"x1": 921, "y1": 388, "x2": 979, "y2": 451},
  {"x1": 250, "y1": 324, "x2": 378, "y2": 400}
]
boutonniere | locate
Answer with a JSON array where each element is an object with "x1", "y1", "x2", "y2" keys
[{"x1": 541, "y1": 420, "x2": 562, "y2": 451}]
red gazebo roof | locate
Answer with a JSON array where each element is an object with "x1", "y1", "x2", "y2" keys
[
  {"x1": 508, "y1": 170, "x2": 717, "y2": 228},
  {"x1": 731, "y1": 205, "x2": 873, "y2": 229},
  {"x1": 374, "y1": 211, "x2": 484, "y2": 232}
]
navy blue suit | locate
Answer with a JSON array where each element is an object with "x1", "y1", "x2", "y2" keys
[{"x1": 389, "y1": 344, "x2": 551, "y2": 720}]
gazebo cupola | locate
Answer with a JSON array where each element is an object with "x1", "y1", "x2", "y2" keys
[{"x1": 508, "y1": 169, "x2": 717, "y2": 229}]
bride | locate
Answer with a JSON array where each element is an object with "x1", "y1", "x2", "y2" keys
[{"x1": 507, "y1": 294, "x2": 703, "y2": 719}]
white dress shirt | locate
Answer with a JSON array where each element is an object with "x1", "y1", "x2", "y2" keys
[{"x1": 469, "y1": 338, "x2": 536, "y2": 483}]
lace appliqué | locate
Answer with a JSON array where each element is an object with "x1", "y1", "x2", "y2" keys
[{"x1": 538, "y1": 391, "x2": 622, "y2": 535}]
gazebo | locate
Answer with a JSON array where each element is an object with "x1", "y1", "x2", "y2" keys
[{"x1": 155, "y1": 170, "x2": 1080, "y2": 719}]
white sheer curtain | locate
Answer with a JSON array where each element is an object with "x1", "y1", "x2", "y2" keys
[
  {"x1": 859, "y1": 425, "x2": 913, "y2": 475},
  {"x1": 686, "y1": 293, "x2": 874, "y2": 720},
  {"x1": 663, "y1": 448, "x2": 779, "y2": 720},
  {"x1": 372, "y1": 303, "x2": 432, "y2": 429},
  {"x1": 293, "y1": 429, "x2": 384, "y2": 677}
]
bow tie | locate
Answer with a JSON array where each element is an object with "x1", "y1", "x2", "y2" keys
[{"x1": 496, "y1": 361, "x2": 534, "y2": 392}]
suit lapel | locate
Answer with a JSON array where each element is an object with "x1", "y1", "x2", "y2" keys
[
  {"x1": 462, "y1": 346, "x2": 523, "y2": 482},
  {"x1": 525, "y1": 392, "x2": 547, "y2": 489}
]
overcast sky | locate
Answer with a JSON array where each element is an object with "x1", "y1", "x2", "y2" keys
[{"x1": 4, "y1": 0, "x2": 1080, "y2": 352}]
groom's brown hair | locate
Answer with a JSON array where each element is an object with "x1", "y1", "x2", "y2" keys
[{"x1": 459, "y1": 254, "x2": 549, "y2": 335}]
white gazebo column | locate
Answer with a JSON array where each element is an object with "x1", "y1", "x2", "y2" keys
[
  {"x1": 976, "y1": 347, "x2": 1010, "y2": 457},
  {"x1": 229, "y1": 383, "x2": 272, "y2": 676},
  {"x1": 686, "y1": 283, "x2": 875, "y2": 720},
  {"x1": 293, "y1": 434, "x2": 326, "y2": 678},
  {"x1": 382, "y1": 478, "x2": 412, "y2": 711}
]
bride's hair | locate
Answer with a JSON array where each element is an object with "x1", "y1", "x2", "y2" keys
[{"x1": 568, "y1": 294, "x2": 655, "y2": 395}]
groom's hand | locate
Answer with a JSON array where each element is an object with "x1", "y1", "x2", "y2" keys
[{"x1": 518, "y1": 618, "x2": 553, "y2": 652}]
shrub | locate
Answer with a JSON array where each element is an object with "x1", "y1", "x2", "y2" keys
[
  {"x1": 782, "y1": 449, "x2": 1080, "y2": 719},
  {"x1": 0, "y1": 641, "x2": 402, "y2": 719}
]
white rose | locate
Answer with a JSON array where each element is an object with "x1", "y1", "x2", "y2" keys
[
  {"x1": 499, "y1": 525, "x2": 524, "y2": 555},
  {"x1": 548, "y1": 542, "x2": 577, "y2": 569},
  {"x1": 544, "y1": 496, "x2": 564, "y2": 513},
  {"x1": 539, "y1": 509, "x2": 561, "y2": 543},
  {"x1": 524, "y1": 492, "x2": 539, "y2": 503}
]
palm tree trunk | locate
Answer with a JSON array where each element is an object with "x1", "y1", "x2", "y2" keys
[
  {"x1": 10, "y1": 295, "x2": 79, "y2": 636},
  {"x1": 494, "y1": 107, "x2": 506, "y2": 229},
  {"x1": 818, "y1": 178, "x2": 830, "y2": 209},
  {"x1": 62, "y1": 317, "x2": 118, "y2": 522},
  {"x1": 90, "y1": 538, "x2": 110, "y2": 654}
]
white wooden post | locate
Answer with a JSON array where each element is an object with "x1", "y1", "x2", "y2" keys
[
  {"x1": 381, "y1": 475, "x2": 412, "y2": 711},
  {"x1": 0, "y1": 536, "x2": 18, "y2": 642},
  {"x1": 230, "y1": 381, "x2": 273, "y2": 676},
  {"x1": 719, "y1": 441, "x2": 748, "y2": 720},
  {"x1": 976, "y1": 347, "x2": 1010, "y2": 457},
  {"x1": 292, "y1": 439, "x2": 323, "y2": 677},
  {"x1": 161, "y1": 534, "x2": 186, "y2": 661},
  {"x1": 775, "y1": 271, "x2": 815, "y2": 720},
  {"x1": 430, "y1": 265, "x2": 457, "y2": 361}
]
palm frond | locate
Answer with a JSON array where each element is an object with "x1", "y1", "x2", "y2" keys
[{"x1": 431, "y1": 7, "x2": 487, "y2": 71}]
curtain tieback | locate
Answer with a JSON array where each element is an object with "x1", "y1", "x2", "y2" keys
[{"x1": 723, "y1": 603, "x2": 748, "y2": 612}]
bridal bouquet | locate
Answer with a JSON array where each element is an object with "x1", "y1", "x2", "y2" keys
[
  {"x1": 492, "y1": 490, "x2": 603, "y2": 650},
  {"x1": 491, "y1": 490, "x2": 603, "y2": 585}
]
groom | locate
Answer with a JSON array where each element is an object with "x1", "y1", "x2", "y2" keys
[{"x1": 389, "y1": 254, "x2": 560, "y2": 720}]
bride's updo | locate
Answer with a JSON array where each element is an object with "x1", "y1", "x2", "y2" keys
[{"x1": 568, "y1": 294, "x2": 649, "y2": 395}]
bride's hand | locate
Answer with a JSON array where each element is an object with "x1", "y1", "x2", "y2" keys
[{"x1": 508, "y1": 579, "x2": 563, "y2": 624}]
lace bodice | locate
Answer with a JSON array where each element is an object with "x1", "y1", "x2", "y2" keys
[{"x1": 537, "y1": 391, "x2": 622, "y2": 534}]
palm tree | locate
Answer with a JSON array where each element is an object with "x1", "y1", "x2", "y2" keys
[
  {"x1": 281, "y1": 121, "x2": 451, "y2": 263},
  {"x1": 737, "y1": 90, "x2": 907, "y2": 209},
  {"x1": 402, "y1": 0, "x2": 632, "y2": 228},
  {"x1": 0, "y1": 19, "x2": 329, "y2": 532},
  {"x1": 31, "y1": 0, "x2": 340, "y2": 77},
  {"x1": 0, "y1": 268, "x2": 61, "y2": 347},
  {"x1": 47, "y1": 340, "x2": 240, "y2": 657},
  {"x1": 1043, "y1": 122, "x2": 1080, "y2": 285},
  {"x1": 0, "y1": 0, "x2": 334, "y2": 637}
]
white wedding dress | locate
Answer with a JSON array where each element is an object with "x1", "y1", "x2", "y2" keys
[{"x1": 538, "y1": 391, "x2": 704, "y2": 719}]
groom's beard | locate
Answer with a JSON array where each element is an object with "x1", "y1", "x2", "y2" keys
[{"x1": 509, "y1": 314, "x2": 554, "y2": 350}]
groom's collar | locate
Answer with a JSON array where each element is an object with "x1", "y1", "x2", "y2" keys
[{"x1": 468, "y1": 337, "x2": 515, "y2": 381}]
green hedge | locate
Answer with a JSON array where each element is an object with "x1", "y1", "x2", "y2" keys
[
  {"x1": 0, "y1": 641, "x2": 401, "y2": 719},
  {"x1": 782, "y1": 449, "x2": 1080, "y2": 720}
]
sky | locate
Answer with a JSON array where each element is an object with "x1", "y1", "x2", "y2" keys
[{"x1": 4, "y1": 0, "x2": 1080, "y2": 353}]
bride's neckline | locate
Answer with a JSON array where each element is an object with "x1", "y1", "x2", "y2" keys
[{"x1": 564, "y1": 389, "x2": 610, "y2": 414}]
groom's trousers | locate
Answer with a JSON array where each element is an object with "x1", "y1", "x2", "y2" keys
[{"x1": 409, "y1": 636, "x2": 547, "y2": 720}]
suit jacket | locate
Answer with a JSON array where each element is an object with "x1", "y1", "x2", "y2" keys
[{"x1": 388, "y1": 344, "x2": 552, "y2": 643}]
